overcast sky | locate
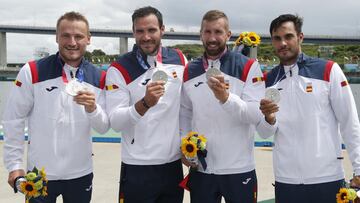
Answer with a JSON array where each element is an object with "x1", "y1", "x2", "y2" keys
[{"x1": 1, "y1": 0, "x2": 360, "y2": 63}]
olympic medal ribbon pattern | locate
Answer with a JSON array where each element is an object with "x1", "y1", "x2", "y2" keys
[
  {"x1": 265, "y1": 63, "x2": 297, "y2": 103},
  {"x1": 64, "y1": 67, "x2": 87, "y2": 96}
]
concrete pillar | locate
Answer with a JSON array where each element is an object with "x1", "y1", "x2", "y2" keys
[
  {"x1": 0, "y1": 32, "x2": 6, "y2": 68},
  {"x1": 119, "y1": 37, "x2": 128, "y2": 55},
  {"x1": 249, "y1": 46, "x2": 257, "y2": 59}
]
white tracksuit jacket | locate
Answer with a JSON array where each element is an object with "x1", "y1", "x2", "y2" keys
[
  {"x1": 180, "y1": 50, "x2": 277, "y2": 175},
  {"x1": 263, "y1": 53, "x2": 360, "y2": 184},
  {"x1": 2, "y1": 53, "x2": 109, "y2": 180},
  {"x1": 106, "y1": 45, "x2": 187, "y2": 165}
]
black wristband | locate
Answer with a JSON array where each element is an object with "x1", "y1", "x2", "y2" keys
[
  {"x1": 13, "y1": 176, "x2": 24, "y2": 193},
  {"x1": 141, "y1": 98, "x2": 150, "y2": 109}
]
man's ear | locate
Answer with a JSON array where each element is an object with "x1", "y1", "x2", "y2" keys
[
  {"x1": 160, "y1": 25, "x2": 165, "y2": 37},
  {"x1": 56, "y1": 33, "x2": 59, "y2": 44},
  {"x1": 87, "y1": 34, "x2": 91, "y2": 45},
  {"x1": 227, "y1": 30, "x2": 232, "y2": 41},
  {"x1": 298, "y1": 32, "x2": 304, "y2": 44}
]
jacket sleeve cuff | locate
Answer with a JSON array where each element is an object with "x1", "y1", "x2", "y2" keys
[
  {"x1": 7, "y1": 163, "x2": 24, "y2": 174},
  {"x1": 256, "y1": 117, "x2": 278, "y2": 139},
  {"x1": 86, "y1": 104, "x2": 101, "y2": 118},
  {"x1": 221, "y1": 93, "x2": 245, "y2": 111}
]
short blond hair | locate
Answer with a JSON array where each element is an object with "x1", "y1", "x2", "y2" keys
[
  {"x1": 200, "y1": 10, "x2": 229, "y2": 32},
  {"x1": 56, "y1": 11, "x2": 90, "y2": 35}
]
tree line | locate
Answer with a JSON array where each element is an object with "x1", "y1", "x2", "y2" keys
[{"x1": 85, "y1": 44, "x2": 360, "y2": 67}]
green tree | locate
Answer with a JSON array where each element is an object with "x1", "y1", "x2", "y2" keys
[{"x1": 92, "y1": 49, "x2": 106, "y2": 56}]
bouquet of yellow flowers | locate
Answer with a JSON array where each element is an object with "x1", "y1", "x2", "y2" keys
[
  {"x1": 234, "y1": 31, "x2": 261, "y2": 47},
  {"x1": 179, "y1": 131, "x2": 207, "y2": 191},
  {"x1": 337, "y1": 187, "x2": 359, "y2": 203},
  {"x1": 233, "y1": 31, "x2": 261, "y2": 58},
  {"x1": 181, "y1": 131, "x2": 207, "y2": 170},
  {"x1": 15, "y1": 167, "x2": 48, "y2": 203}
]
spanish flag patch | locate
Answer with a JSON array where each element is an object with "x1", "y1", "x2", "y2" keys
[
  {"x1": 252, "y1": 77, "x2": 264, "y2": 83},
  {"x1": 306, "y1": 82, "x2": 313, "y2": 92},
  {"x1": 172, "y1": 71, "x2": 178, "y2": 79},
  {"x1": 105, "y1": 84, "x2": 119, "y2": 90},
  {"x1": 341, "y1": 80, "x2": 349, "y2": 87},
  {"x1": 14, "y1": 80, "x2": 22, "y2": 87}
]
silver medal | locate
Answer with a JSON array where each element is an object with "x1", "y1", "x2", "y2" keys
[
  {"x1": 152, "y1": 70, "x2": 168, "y2": 83},
  {"x1": 206, "y1": 68, "x2": 222, "y2": 80},
  {"x1": 65, "y1": 79, "x2": 86, "y2": 96},
  {"x1": 265, "y1": 88, "x2": 281, "y2": 103}
]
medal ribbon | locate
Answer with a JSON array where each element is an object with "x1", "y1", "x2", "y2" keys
[
  {"x1": 136, "y1": 46, "x2": 162, "y2": 70},
  {"x1": 202, "y1": 48, "x2": 227, "y2": 70},
  {"x1": 61, "y1": 66, "x2": 84, "y2": 84}
]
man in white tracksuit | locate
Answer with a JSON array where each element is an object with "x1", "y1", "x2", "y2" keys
[
  {"x1": 260, "y1": 14, "x2": 360, "y2": 203},
  {"x1": 180, "y1": 10, "x2": 277, "y2": 203},
  {"x1": 105, "y1": 6, "x2": 187, "y2": 203},
  {"x1": 3, "y1": 12, "x2": 109, "y2": 203}
]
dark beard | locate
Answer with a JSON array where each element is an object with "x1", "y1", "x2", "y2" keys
[
  {"x1": 278, "y1": 51, "x2": 300, "y2": 65},
  {"x1": 205, "y1": 45, "x2": 226, "y2": 58},
  {"x1": 138, "y1": 41, "x2": 161, "y2": 56}
]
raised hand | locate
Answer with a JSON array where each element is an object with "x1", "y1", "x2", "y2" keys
[
  {"x1": 207, "y1": 75, "x2": 229, "y2": 103},
  {"x1": 259, "y1": 99, "x2": 279, "y2": 125},
  {"x1": 74, "y1": 90, "x2": 97, "y2": 113},
  {"x1": 143, "y1": 81, "x2": 166, "y2": 107},
  {"x1": 135, "y1": 81, "x2": 166, "y2": 116},
  {"x1": 8, "y1": 169, "x2": 25, "y2": 188}
]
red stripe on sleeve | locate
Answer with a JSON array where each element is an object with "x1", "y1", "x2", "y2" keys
[
  {"x1": 323, "y1": 61, "x2": 334, "y2": 82},
  {"x1": 175, "y1": 48, "x2": 186, "y2": 66},
  {"x1": 110, "y1": 62, "x2": 132, "y2": 85},
  {"x1": 262, "y1": 72, "x2": 268, "y2": 82},
  {"x1": 28, "y1": 60, "x2": 39, "y2": 84},
  {"x1": 99, "y1": 70, "x2": 106, "y2": 90},
  {"x1": 183, "y1": 64, "x2": 189, "y2": 82},
  {"x1": 240, "y1": 59, "x2": 255, "y2": 82},
  {"x1": 157, "y1": 47, "x2": 163, "y2": 64}
]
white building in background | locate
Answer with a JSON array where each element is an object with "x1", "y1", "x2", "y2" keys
[{"x1": 34, "y1": 47, "x2": 50, "y2": 60}]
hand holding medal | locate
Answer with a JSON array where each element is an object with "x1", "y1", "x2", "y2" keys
[
  {"x1": 65, "y1": 79, "x2": 87, "y2": 96},
  {"x1": 65, "y1": 68, "x2": 87, "y2": 96},
  {"x1": 151, "y1": 70, "x2": 168, "y2": 83},
  {"x1": 206, "y1": 68, "x2": 229, "y2": 103},
  {"x1": 138, "y1": 70, "x2": 166, "y2": 113},
  {"x1": 206, "y1": 68, "x2": 222, "y2": 81},
  {"x1": 265, "y1": 88, "x2": 280, "y2": 103},
  {"x1": 260, "y1": 88, "x2": 280, "y2": 125}
]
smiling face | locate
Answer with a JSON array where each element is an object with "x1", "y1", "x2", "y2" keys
[
  {"x1": 200, "y1": 17, "x2": 231, "y2": 59},
  {"x1": 271, "y1": 21, "x2": 303, "y2": 65},
  {"x1": 56, "y1": 19, "x2": 90, "y2": 67},
  {"x1": 133, "y1": 14, "x2": 164, "y2": 56}
]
